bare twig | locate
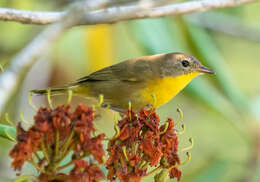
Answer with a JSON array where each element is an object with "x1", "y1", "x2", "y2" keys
[
  {"x1": 0, "y1": 0, "x2": 258, "y2": 25},
  {"x1": 0, "y1": 22, "x2": 70, "y2": 115},
  {"x1": 0, "y1": 8, "x2": 63, "y2": 25},
  {"x1": 0, "y1": 0, "x2": 109, "y2": 115},
  {"x1": 91, "y1": 0, "x2": 258, "y2": 24}
]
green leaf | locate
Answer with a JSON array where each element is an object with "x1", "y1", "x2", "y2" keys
[{"x1": 0, "y1": 124, "x2": 16, "y2": 142}]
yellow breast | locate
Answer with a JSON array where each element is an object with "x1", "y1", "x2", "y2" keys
[{"x1": 141, "y1": 72, "x2": 199, "y2": 107}]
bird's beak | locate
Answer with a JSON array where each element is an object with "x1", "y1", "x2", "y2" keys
[{"x1": 197, "y1": 66, "x2": 215, "y2": 74}]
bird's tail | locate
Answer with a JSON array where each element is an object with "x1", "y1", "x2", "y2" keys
[{"x1": 31, "y1": 86, "x2": 71, "y2": 96}]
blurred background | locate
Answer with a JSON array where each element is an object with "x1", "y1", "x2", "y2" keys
[{"x1": 0, "y1": 0, "x2": 260, "y2": 181}]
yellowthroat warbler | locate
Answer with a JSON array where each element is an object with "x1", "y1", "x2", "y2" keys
[{"x1": 31, "y1": 52, "x2": 215, "y2": 110}]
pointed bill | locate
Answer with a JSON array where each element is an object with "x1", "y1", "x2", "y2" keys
[{"x1": 197, "y1": 66, "x2": 215, "y2": 74}]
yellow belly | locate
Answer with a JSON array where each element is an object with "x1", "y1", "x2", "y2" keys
[{"x1": 141, "y1": 72, "x2": 199, "y2": 107}]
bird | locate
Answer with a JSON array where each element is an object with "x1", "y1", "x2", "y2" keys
[{"x1": 31, "y1": 52, "x2": 215, "y2": 111}]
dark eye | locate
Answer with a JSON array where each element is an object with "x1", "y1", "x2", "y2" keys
[{"x1": 181, "y1": 60, "x2": 190, "y2": 67}]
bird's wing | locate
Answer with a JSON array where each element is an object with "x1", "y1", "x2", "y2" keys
[{"x1": 74, "y1": 58, "x2": 154, "y2": 84}]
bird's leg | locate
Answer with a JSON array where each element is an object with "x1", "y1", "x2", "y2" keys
[
  {"x1": 110, "y1": 106, "x2": 125, "y2": 113},
  {"x1": 101, "y1": 104, "x2": 125, "y2": 113}
]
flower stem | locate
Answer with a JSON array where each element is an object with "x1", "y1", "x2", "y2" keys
[
  {"x1": 57, "y1": 152, "x2": 89, "y2": 171},
  {"x1": 34, "y1": 152, "x2": 41, "y2": 162},
  {"x1": 57, "y1": 160, "x2": 74, "y2": 171},
  {"x1": 146, "y1": 166, "x2": 162, "y2": 176},
  {"x1": 56, "y1": 143, "x2": 75, "y2": 165},
  {"x1": 40, "y1": 140, "x2": 50, "y2": 163},
  {"x1": 141, "y1": 162, "x2": 150, "y2": 170},
  {"x1": 55, "y1": 130, "x2": 60, "y2": 160},
  {"x1": 61, "y1": 130, "x2": 74, "y2": 153},
  {"x1": 28, "y1": 158, "x2": 45, "y2": 174}
]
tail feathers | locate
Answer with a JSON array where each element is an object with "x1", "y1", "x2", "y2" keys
[{"x1": 31, "y1": 87, "x2": 69, "y2": 96}]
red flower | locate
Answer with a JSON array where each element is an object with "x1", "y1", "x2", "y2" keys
[
  {"x1": 116, "y1": 166, "x2": 145, "y2": 182},
  {"x1": 169, "y1": 167, "x2": 182, "y2": 181},
  {"x1": 10, "y1": 104, "x2": 185, "y2": 182},
  {"x1": 160, "y1": 118, "x2": 181, "y2": 166},
  {"x1": 52, "y1": 105, "x2": 72, "y2": 140},
  {"x1": 85, "y1": 134, "x2": 105, "y2": 163},
  {"x1": 9, "y1": 123, "x2": 42, "y2": 170},
  {"x1": 9, "y1": 104, "x2": 106, "y2": 182},
  {"x1": 67, "y1": 160, "x2": 104, "y2": 182},
  {"x1": 139, "y1": 131, "x2": 162, "y2": 166},
  {"x1": 106, "y1": 108, "x2": 182, "y2": 182}
]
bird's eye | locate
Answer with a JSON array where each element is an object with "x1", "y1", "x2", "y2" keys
[{"x1": 181, "y1": 60, "x2": 190, "y2": 67}]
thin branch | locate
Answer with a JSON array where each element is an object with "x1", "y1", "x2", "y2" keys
[
  {"x1": 89, "y1": 0, "x2": 258, "y2": 24},
  {"x1": 0, "y1": 23, "x2": 69, "y2": 115},
  {"x1": 0, "y1": 0, "x2": 108, "y2": 115},
  {"x1": 0, "y1": 8, "x2": 63, "y2": 25},
  {"x1": 0, "y1": 0, "x2": 258, "y2": 25}
]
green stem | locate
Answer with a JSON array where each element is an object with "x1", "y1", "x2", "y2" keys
[
  {"x1": 56, "y1": 143, "x2": 75, "y2": 165},
  {"x1": 57, "y1": 152, "x2": 89, "y2": 171},
  {"x1": 40, "y1": 140, "x2": 50, "y2": 163},
  {"x1": 146, "y1": 166, "x2": 162, "y2": 176},
  {"x1": 34, "y1": 152, "x2": 41, "y2": 162},
  {"x1": 55, "y1": 130, "x2": 60, "y2": 160},
  {"x1": 28, "y1": 158, "x2": 45, "y2": 174},
  {"x1": 61, "y1": 130, "x2": 74, "y2": 153},
  {"x1": 57, "y1": 161, "x2": 74, "y2": 171}
]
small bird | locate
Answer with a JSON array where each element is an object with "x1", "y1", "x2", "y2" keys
[{"x1": 31, "y1": 52, "x2": 215, "y2": 111}]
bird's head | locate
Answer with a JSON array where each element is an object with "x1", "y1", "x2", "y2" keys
[{"x1": 160, "y1": 52, "x2": 215, "y2": 77}]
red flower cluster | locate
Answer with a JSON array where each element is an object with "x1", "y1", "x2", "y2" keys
[
  {"x1": 9, "y1": 122, "x2": 42, "y2": 171},
  {"x1": 9, "y1": 103, "x2": 185, "y2": 182},
  {"x1": 9, "y1": 104, "x2": 105, "y2": 182},
  {"x1": 67, "y1": 160, "x2": 104, "y2": 182},
  {"x1": 106, "y1": 109, "x2": 182, "y2": 182}
]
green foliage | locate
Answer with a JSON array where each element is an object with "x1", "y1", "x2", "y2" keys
[{"x1": 0, "y1": 124, "x2": 16, "y2": 142}]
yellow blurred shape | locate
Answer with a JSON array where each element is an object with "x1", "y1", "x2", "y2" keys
[{"x1": 84, "y1": 25, "x2": 114, "y2": 73}]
